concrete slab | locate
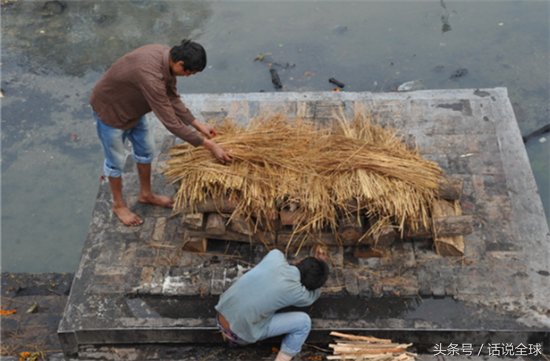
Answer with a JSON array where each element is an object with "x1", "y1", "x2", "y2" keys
[{"x1": 58, "y1": 88, "x2": 550, "y2": 358}]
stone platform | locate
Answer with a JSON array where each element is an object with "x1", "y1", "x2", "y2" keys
[{"x1": 58, "y1": 88, "x2": 549, "y2": 358}]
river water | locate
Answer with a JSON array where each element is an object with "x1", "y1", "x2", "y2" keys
[{"x1": 1, "y1": 1, "x2": 549, "y2": 272}]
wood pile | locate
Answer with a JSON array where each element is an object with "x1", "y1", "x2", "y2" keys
[
  {"x1": 328, "y1": 332, "x2": 417, "y2": 361},
  {"x1": 167, "y1": 113, "x2": 472, "y2": 256}
]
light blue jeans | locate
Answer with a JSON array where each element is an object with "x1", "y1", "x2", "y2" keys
[
  {"x1": 94, "y1": 111, "x2": 155, "y2": 178},
  {"x1": 260, "y1": 311, "x2": 312, "y2": 356}
]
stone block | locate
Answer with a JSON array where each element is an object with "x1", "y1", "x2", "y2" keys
[{"x1": 152, "y1": 217, "x2": 167, "y2": 242}]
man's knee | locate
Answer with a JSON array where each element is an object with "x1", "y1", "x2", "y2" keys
[{"x1": 298, "y1": 312, "x2": 311, "y2": 334}]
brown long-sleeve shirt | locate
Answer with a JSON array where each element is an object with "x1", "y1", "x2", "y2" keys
[{"x1": 90, "y1": 44, "x2": 204, "y2": 147}]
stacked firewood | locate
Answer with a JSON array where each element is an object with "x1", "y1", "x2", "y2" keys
[
  {"x1": 169, "y1": 114, "x2": 472, "y2": 256},
  {"x1": 180, "y1": 174, "x2": 470, "y2": 256},
  {"x1": 328, "y1": 332, "x2": 417, "y2": 361}
]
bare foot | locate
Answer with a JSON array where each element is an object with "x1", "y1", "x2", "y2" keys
[
  {"x1": 138, "y1": 194, "x2": 174, "y2": 208},
  {"x1": 113, "y1": 206, "x2": 143, "y2": 226}
]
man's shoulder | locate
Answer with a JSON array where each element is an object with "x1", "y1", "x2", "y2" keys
[
  {"x1": 266, "y1": 249, "x2": 286, "y2": 261},
  {"x1": 124, "y1": 44, "x2": 168, "y2": 62}
]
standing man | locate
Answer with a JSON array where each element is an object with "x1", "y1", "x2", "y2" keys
[
  {"x1": 215, "y1": 249, "x2": 330, "y2": 361},
  {"x1": 91, "y1": 39, "x2": 231, "y2": 226}
]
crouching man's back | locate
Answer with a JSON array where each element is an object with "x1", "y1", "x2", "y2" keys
[{"x1": 215, "y1": 249, "x2": 329, "y2": 361}]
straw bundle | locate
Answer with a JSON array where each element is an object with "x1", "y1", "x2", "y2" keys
[{"x1": 164, "y1": 112, "x2": 442, "y2": 248}]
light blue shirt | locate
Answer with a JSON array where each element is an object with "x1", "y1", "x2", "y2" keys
[{"x1": 215, "y1": 249, "x2": 321, "y2": 343}]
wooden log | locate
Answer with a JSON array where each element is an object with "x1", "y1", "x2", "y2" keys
[
  {"x1": 182, "y1": 237, "x2": 208, "y2": 253},
  {"x1": 330, "y1": 345, "x2": 408, "y2": 354},
  {"x1": 329, "y1": 332, "x2": 392, "y2": 344},
  {"x1": 368, "y1": 226, "x2": 398, "y2": 248},
  {"x1": 194, "y1": 197, "x2": 238, "y2": 213},
  {"x1": 187, "y1": 229, "x2": 275, "y2": 244},
  {"x1": 435, "y1": 235, "x2": 464, "y2": 256},
  {"x1": 279, "y1": 209, "x2": 299, "y2": 226},
  {"x1": 181, "y1": 230, "x2": 208, "y2": 253},
  {"x1": 337, "y1": 214, "x2": 363, "y2": 243},
  {"x1": 433, "y1": 199, "x2": 465, "y2": 256},
  {"x1": 228, "y1": 216, "x2": 254, "y2": 236},
  {"x1": 404, "y1": 215, "x2": 472, "y2": 239},
  {"x1": 181, "y1": 213, "x2": 204, "y2": 230},
  {"x1": 353, "y1": 247, "x2": 386, "y2": 258},
  {"x1": 432, "y1": 198, "x2": 456, "y2": 217},
  {"x1": 276, "y1": 232, "x2": 339, "y2": 248},
  {"x1": 437, "y1": 176, "x2": 464, "y2": 200},
  {"x1": 205, "y1": 213, "x2": 226, "y2": 235},
  {"x1": 364, "y1": 213, "x2": 398, "y2": 248}
]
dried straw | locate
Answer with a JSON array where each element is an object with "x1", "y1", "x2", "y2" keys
[{"x1": 164, "y1": 112, "x2": 442, "y2": 245}]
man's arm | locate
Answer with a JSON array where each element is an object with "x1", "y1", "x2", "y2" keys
[
  {"x1": 203, "y1": 138, "x2": 232, "y2": 164},
  {"x1": 140, "y1": 76, "x2": 203, "y2": 146},
  {"x1": 166, "y1": 80, "x2": 232, "y2": 163},
  {"x1": 141, "y1": 76, "x2": 232, "y2": 163},
  {"x1": 293, "y1": 288, "x2": 321, "y2": 308}
]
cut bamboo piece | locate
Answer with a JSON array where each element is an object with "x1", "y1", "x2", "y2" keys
[{"x1": 205, "y1": 213, "x2": 226, "y2": 235}]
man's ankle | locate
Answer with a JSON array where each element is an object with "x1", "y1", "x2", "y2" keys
[{"x1": 274, "y1": 351, "x2": 292, "y2": 361}]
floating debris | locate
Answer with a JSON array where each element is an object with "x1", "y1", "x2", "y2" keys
[
  {"x1": 25, "y1": 303, "x2": 39, "y2": 314},
  {"x1": 70, "y1": 132, "x2": 80, "y2": 142},
  {"x1": 333, "y1": 25, "x2": 348, "y2": 34},
  {"x1": 269, "y1": 68, "x2": 282, "y2": 90},
  {"x1": 450, "y1": 68, "x2": 468, "y2": 80},
  {"x1": 329, "y1": 77, "x2": 345, "y2": 89},
  {"x1": 42, "y1": 0, "x2": 66, "y2": 17},
  {"x1": 397, "y1": 80, "x2": 424, "y2": 92},
  {"x1": 523, "y1": 124, "x2": 550, "y2": 143},
  {"x1": 253, "y1": 52, "x2": 272, "y2": 62}
]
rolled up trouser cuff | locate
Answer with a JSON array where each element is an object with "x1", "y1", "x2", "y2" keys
[
  {"x1": 133, "y1": 152, "x2": 153, "y2": 164},
  {"x1": 103, "y1": 160, "x2": 122, "y2": 178}
]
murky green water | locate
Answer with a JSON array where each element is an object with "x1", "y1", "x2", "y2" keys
[{"x1": 1, "y1": 1, "x2": 549, "y2": 272}]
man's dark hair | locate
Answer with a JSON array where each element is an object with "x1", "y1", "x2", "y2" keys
[
  {"x1": 170, "y1": 39, "x2": 207, "y2": 72},
  {"x1": 296, "y1": 257, "x2": 329, "y2": 290}
]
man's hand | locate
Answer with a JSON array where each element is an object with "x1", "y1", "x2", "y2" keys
[
  {"x1": 312, "y1": 244, "x2": 329, "y2": 263},
  {"x1": 192, "y1": 119, "x2": 217, "y2": 139},
  {"x1": 203, "y1": 138, "x2": 232, "y2": 164}
]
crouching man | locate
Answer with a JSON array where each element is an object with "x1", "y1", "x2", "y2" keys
[{"x1": 215, "y1": 249, "x2": 330, "y2": 361}]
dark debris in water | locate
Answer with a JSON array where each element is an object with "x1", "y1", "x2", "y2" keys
[
  {"x1": 42, "y1": 0, "x2": 66, "y2": 17},
  {"x1": 1, "y1": 272, "x2": 73, "y2": 297},
  {"x1": 449, "y1": 68, "x2": 468, "y2": 80}
]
